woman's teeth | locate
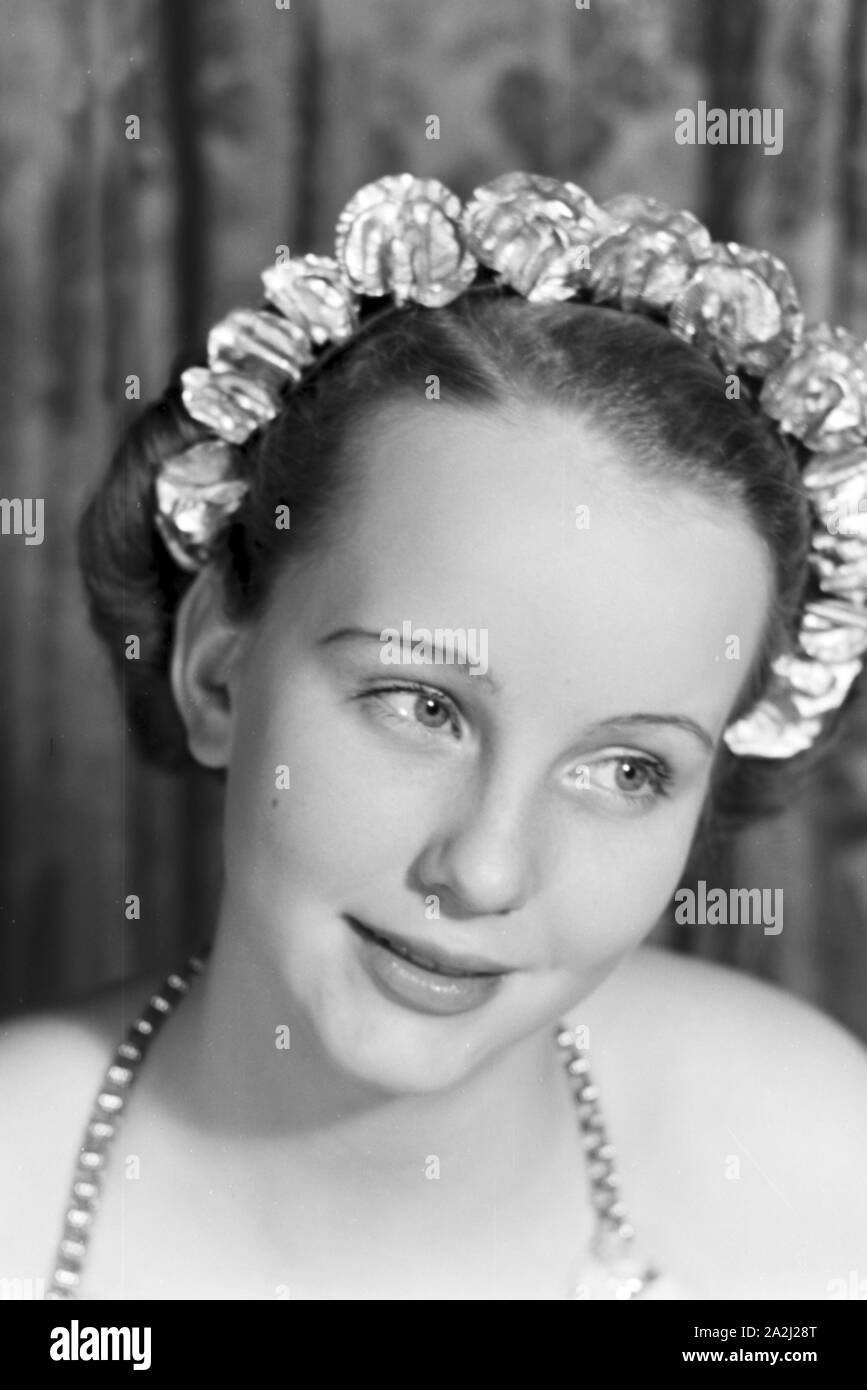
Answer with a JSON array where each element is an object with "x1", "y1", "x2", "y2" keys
[
  {"x1": 354, "y1": 920, "x2": 495, "y2": 977},
  {"x1": 347, "y1": 915, "x2": 507, "y2": 1015}
]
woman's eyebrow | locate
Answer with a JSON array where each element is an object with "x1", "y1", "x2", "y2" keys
[
  {"x1": 583, "y1": 713, "x2": 716, "y2": 754},
  {"x1": 319, "y1": 626, "x2": 501, "y2": 691}
]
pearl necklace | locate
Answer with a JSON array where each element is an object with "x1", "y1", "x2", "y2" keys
[{"x1": 45, "y1": 952, "x2": 658, "y2": 1300}]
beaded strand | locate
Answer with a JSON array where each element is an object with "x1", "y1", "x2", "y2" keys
[
  {"x1": 555, "y1": 1025, "x2": 659, "y2": 1299},
  {"x1": 45, "y1": 952, "x2": 208, "y2": 1299}
]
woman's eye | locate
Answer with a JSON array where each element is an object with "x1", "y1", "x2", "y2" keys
[
  {"x1": 611, "y1": 758, "x2": 653, "y2": 794},
  {"x1": 360, "y1": 684, "x2": 463, "y2": 741},
  {"x1": 571, "y1": 754, "x2": 672, "y2": 808}
]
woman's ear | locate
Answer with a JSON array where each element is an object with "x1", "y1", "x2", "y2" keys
[{"x1": 170, "y1": 567, "x2": 248, "y2": 770}]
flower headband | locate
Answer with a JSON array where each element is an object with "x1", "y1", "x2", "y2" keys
[{"x1": 152, "y1": 171, "x2": 867, "y2": 760}]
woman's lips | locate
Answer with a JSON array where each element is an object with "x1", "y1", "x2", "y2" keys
[{"x1": 345, "y1": 915, "x2": 512, "y2": 1016}]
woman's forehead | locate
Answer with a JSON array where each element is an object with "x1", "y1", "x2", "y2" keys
[
  {"x1": 350, "y1": 398, "x2": 728, "y2": 522},
  {"x1": 275, "y1": 402, "x2": 774, "y2": 732},
  {"x1": 340, "y1": 401, "x2": 770, "y2": 605}
]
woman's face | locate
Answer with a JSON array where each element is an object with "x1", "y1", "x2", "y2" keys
[{"x1": 214, "y1": 401, "x2": 772, "y2": 1093}]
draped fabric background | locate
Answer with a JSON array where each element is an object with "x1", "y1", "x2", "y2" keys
[{"x1": 2, "y1": 0, "x2": 867, "y2": 1041}]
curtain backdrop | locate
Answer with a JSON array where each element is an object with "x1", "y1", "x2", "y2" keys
[{"x1": 2, "y1": 0, "x2": 866, "y2": 1042}]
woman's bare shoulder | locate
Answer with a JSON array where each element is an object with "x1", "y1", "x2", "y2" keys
[
  {"x1": 0, "y1": 970, "x2": 162, "y2": 1283},
  {"x1": 588, "y1": 942, "x2": 867, "y2": 1153},
  {"x1": 576, "y1": 945, "x2": 867, "y2": 1297},
  {"x1": 590, "y1": 942, "x2": 867, "y2": 1073},
  {"x1": 0, "y1": 969, "x2": 163, "y2": 1081}
]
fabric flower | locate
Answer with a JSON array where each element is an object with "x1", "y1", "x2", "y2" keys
[
  {"x1": 810, "y1": 529, "x2": 867, "y2": 598},
  {"x1": 774, "y1": 650, "x2": 862, "y2": 719},
  {"x1": 334, "y1": 173, "x2": 478, "y2": 307},
  {"x1": 207, "y1": 307, "x2": 315, "y2": 388},
  {"x1": 798, "y1": 599, "x2": 867, "y2": 664},
  {"x1": 261, "y1": 254, "x2": 358, "y2": 344},
  {"x1": 577, "y1": 194, "x2": 712, "y2": 314},
  {"x1": 461, "y1": 172, "x2": 610, "y2": 302},
  {"x1": 806, "y1": 462, "x2": 867, "y2": 543},
  {"x1": 180, "y1": 365, "x2": 282, "y2": 445},
  {"x1": 722, "y1": 699, "x2": 822, "y2": 758},
  {"x1": 154, "y1": 440, "x2": 248, "y2": 572},
  {"x1": 760, "y1": 324, "x2": 867, "y2": 452},
  {"x1": 669, "y1": 242, "x2": 803, "y2": 375}
]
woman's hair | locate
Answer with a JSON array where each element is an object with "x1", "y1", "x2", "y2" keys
[{"x1": 79, "y1": 289, "x2": 850, "y2": 852}]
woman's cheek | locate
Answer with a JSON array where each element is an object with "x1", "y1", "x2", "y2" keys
[
  {"x1": 547, "y1": 811, "x2": 698, "y2": 971},
  {"x1": 224, "y1": 677, "x2": 414, "y2": 896}
]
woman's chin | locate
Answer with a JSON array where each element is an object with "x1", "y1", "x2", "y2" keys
[
  {"x1": 304, "y1": 985, "x2": 526, "y2": 1097},
  {"x1": 340, "y1": 1055, "x2": 478, "y2": 1097},
  {"x1": 316, "y1": 1014, "x2": 496, "y2": 1096}
]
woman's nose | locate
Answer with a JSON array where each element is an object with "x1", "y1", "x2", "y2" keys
[{"x1": 413, "y1": 783, "x2": 538, "y2": 918}]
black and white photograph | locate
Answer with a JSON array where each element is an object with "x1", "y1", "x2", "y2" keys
[{"x1": 1, "y1": 0, "x2": 867, "y2": 1345}]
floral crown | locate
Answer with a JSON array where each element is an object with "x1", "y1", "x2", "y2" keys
[{"x1": 152, "y1": 171, "x2": 867, "y2": 761}]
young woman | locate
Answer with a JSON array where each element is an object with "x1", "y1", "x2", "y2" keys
[{"x1": 3, "y1": 173, "x2": 867, "y2": 1300}]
